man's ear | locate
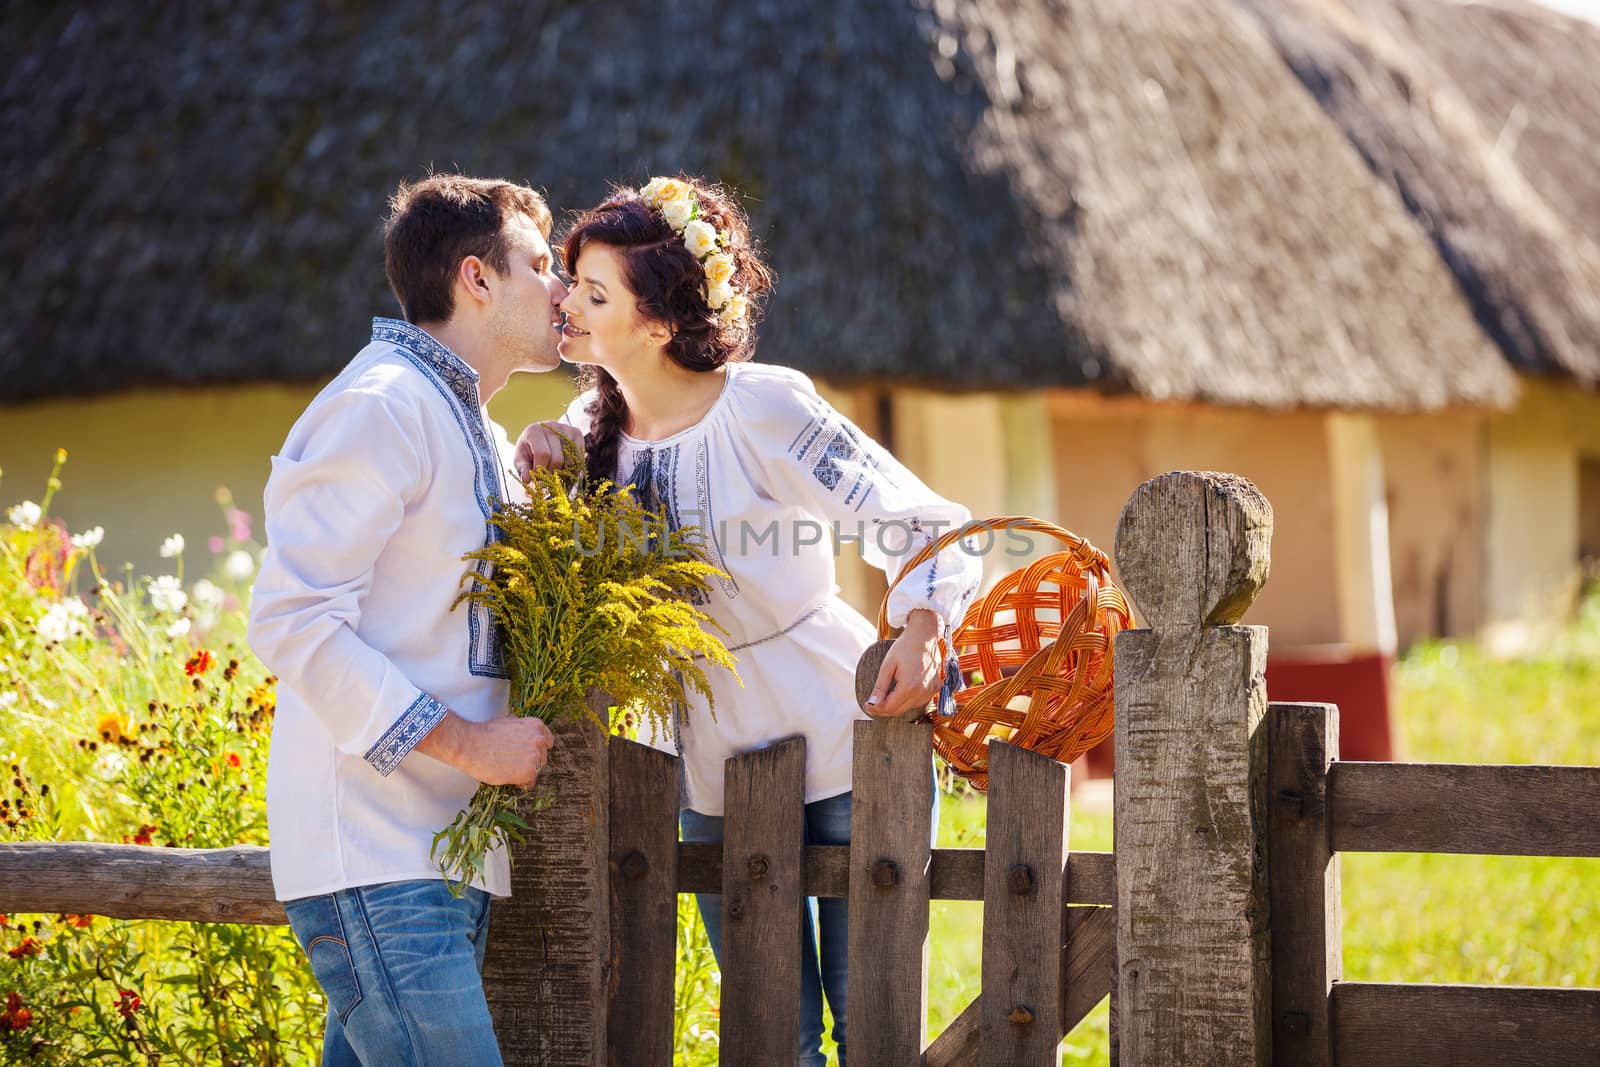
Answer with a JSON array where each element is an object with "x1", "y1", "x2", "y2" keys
[{"x1": 456, "y1": 255, "x2": 493, "y2": 310}]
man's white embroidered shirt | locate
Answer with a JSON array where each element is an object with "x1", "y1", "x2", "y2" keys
[{"x1": 250, "y1": 319, "x2": 523, "y2": 901}]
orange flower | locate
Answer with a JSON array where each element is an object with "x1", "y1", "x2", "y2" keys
[
  {"x1": 2, "y1": 991, "x2": 31, "y2": 1031},
  {"x1": 184, "y1": 649, "x2": 216, "y2": 677},
  {"x1": 6, "y1": 937, "x2": 42, "y2": 959},
  {"x1": 226, "y1": 752, "x2": 241, "y2": 769},
  {"x1": 96, "y1": 712, "x2": 130, "y2": 744},
  {"x1": 64, "y1": 914, "x2": 94, "y2": 928}
]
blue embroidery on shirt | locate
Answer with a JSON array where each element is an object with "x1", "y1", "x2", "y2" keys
[
  {"x1": 370, "y1": 317, "x2": 509, "y2": 679},
  {"x1": 363, "y1": 692, "x2": 449, "y2": 776}
]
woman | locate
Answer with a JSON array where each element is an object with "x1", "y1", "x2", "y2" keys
[{"x1": 538, "y1": 176, "x2": 980, "y2": 1066}]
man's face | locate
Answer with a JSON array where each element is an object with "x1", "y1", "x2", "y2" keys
[{"x1": 485, "y1": 214, "x2": 569, "y2": 373}]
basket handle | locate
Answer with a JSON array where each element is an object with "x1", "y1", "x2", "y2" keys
[{"x1": 874, "y1": 515, "x2": 1111, "y2": 640}]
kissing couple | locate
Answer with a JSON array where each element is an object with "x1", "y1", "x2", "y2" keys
[{"x1": 249, "y1": 171, "x2": 979, "y2": 1066}]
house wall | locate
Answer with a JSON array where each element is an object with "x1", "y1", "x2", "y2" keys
[
  {"x1": 1481, "y1": 378, "x2": 1600, "y2": 643},
  {"x1": 1048, "y1": 394, "x2": 1345, "y2": 649},
  {"x1": 1375, "y1": 410, "x2": 1487, "y2": 645}
]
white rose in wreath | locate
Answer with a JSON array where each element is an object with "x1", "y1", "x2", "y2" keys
[{"x1": 682, "y1": 220, "x2": 719, "y2": 259}]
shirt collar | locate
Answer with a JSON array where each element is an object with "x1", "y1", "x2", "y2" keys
[{"x1": 371, "y1": 317, "x2": 481, "y2": 386}]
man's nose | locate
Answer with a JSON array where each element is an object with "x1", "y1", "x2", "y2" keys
[{"x1": 553, "y1": 276, "x2": 571, "y2": 303}]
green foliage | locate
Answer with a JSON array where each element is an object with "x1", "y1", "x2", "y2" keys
[
  {"x1": 1, "y1": 453, "x2": 320, "y2": 1064},
  {"x1": 435, "y1": 451, "x2": 739, "y2": 893}
]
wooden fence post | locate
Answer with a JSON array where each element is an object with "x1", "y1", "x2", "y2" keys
[
  {"x1": 1112, "y1": 471, "x2": 1274, "y2": 1067},
  {"x1": 484, "y1": 691, "x2": 611, "y2": 1066},
  {"x1": 1268, "y1": 702, "x2": 1341, "y2": 1066}
]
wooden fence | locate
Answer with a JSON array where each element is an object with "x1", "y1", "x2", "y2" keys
[{"x1": 2, "y1": 469, "x2": 1597, "y2": 1065}]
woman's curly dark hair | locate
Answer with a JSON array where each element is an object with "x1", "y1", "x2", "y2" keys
[{"x1": 562, "y1": 176, "x2": 773, "y2": 482}]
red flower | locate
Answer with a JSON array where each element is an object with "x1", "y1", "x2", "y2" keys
[
  {"x1": 226, "y1": 752, "x2": 241, "y2": 768},
  {"x1": 116, "y1": 989, "x2": 142, "y2": 1019},
  {"x1": 129, "y1": 824, "x2": 157, "y2": 847},
  {"x1": 0, "y1": 914, "x2": 8, "y2": 927},
  {"x1": 184, "y1": 649, "x2": 216, "y2": 677},
  {"x1": 2, "y1": 991, "x2": 31, "y2": 1031},
  {"x1": 64, "y1": 914, "x2": 94, "y2": 928},
  {"x1": 6, "y1": 937, "x2": 42, "y2": 960}
]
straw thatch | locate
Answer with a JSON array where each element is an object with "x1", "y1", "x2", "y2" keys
[
  {"x1": 0, "y1": 0, "x2": 1529, "y2": 408},
  {"x1": 1245, "y1": 0, "x2": 1600, "y2": 386}
]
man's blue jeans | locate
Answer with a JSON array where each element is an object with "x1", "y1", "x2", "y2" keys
[
  {"x1": 681, "y1": 780, "x2": 939, "y2": 1067},
  {"x1": 283, "y1": 879, "x2": 501, "y2": 1067}
]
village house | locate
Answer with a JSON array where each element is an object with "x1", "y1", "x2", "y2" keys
[{"x1": 5, "y1": 0, "x2": 1597, "y2": 766}]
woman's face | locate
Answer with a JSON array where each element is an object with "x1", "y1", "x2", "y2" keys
[{"x1": 558, "y1": 243, "x2": 666, "y2": 369}]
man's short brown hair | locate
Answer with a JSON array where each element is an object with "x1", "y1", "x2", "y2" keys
[{"x1": 383, "y1": 174, "x2": 553, "y2": 324}]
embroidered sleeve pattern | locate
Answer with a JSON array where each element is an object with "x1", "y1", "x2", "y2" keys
[{"x1": 362, "y1": 693, "x2": 450, "y2": 777}]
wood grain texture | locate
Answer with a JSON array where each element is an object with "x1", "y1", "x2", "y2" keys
[
  {"x1": 847, "y1": 719, "x2": 935, "y2": 1064},
  {"x1": 981, "y1": 741, "x2": 1071, "y2": 1066},
  {"x1": 676, "y1": 844, "x2": 1115, "y2": 905},
  {"x1": 1268, "y1": 702, "x2": 1341, "y2": 1067},
  {"x1": 1114, "y1": 625, "x2": 1272, "y2": 1067},
  {"x1": 0, "y1": 842, "x2": 283, "y2": 924},
  {"x1": 924, "y1": 906, "x2": 1115, "y2": 1066},
  {"x1": 1328, "y1": 761, "x2": 1600, "y2": 857},
  {"x1": 606, "y1": 738, "x2": 680, "y2": 1067},
  {"x1": 719, "y1": 737, "x2": 807, "y2": 1064},
  {"x1": 483, "y1": 697, "x2": 610, "y2": 1067},
  {"x1": 1331, "y1": 982, "x2": 1600, "y2": 1067},
  {"x1": 1113, "y1": 471, "x2": 1272, "y2": 630}
]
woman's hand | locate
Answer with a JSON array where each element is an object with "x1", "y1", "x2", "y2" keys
[
  {"x1": 864, "y1": 609, "x2": 945, "y2": 718},
  {"x1": 513, "y1": 421, "x2": 585, "y2": 483}
]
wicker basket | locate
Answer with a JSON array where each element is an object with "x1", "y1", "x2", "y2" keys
[{"x1": 866, "y1": 517, "x2": 1133, "y2": 790}]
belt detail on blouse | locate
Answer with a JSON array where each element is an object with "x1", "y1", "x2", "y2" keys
[{"x1": 695, "y1": 602, "x2": 828, "y2": 658}]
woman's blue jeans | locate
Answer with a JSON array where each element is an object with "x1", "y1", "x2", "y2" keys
[
  {"x1": 681, "y1": 779, "x2": 938, "y2": 1067},
  {"x1": 283, "y1": 879, "x2": 500, "y2": 1067}
]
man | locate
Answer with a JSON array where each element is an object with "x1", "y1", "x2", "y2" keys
[{"x1": 249, "y1": 174, "x2": 576, "y2": 1066}]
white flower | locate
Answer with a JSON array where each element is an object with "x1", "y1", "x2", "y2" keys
[
  {"x1": 660, "y1": 197, "x2": 694, "y2": 229},
  {"x1": 166, "y1": 617, "x2": 192, "y2": 639},
  {"x1": 706, "y1": 281, "x2": 734, "y2": 310},
  {"x1": 682, "y1": 219, "x2": 719, "y2": 259},
  {"x1": 71, "y1": 526, "x2": 104, "y2": 550},
  {"x1": 225, "y1": 550, "x2": 256, "y2": 581},
  {"x1": 7, "y1": 501, "x2": 41, "y2": 530},
  {"x1": 160, "y1": 533, "x2": 185, "y2": 558},
  {"x1": 149, "y1": 575, "x2": 188, "y2": 614},
  {"x1": 719, "y1": 292, "x2": 751, "y2": 326},
  {"x1": 0, "y1": 692, "x2": 17, "y2": 709},
  {"x1": 641, "y1": 176, "x2": 690, "y2": 208},
  {"x1": 191, "y1": 578, "x2": 225, "y2": 611},
  {"x1": 37, "y1": 603, "x2": 73, "y2": 643},
  {"x1": 703, "y1": 252, "x2": 735, "y2": 288}
]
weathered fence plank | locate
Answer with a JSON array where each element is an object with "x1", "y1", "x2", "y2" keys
[
  {"x1": 1268, "y1": 702, "x2": 1341, "y2": 1067},
  {"x1": 0, "y1": 842, "x2": 283, "y2": 924},
  {"x1": 1113, "y1": 470, "x2": 1274, "y2": 1067},
  {"x1": 606, "y1": 738, "x2": 680, "y2": 1067},
  {"x1": 981, "y1": 741, "x2": 1071, "y2": 1066},
  {"x1": 1331, "y1": 982, "x2": 1600, "y2": 1067},
  {"x1": 676, "y1": 844, "x2": 1115, "y2": 904},
  {"x1": 483, "y1": 695, "x2": 610, "y2": 1067},
  {"x1": 1328, "y1": 762, "x2": 1600, "y2": 857},
  {"x1": 925, "y1": 905, "x2": 1116, "y2": 1066},
  {"x1": 847, "y1": 718, "x2": 935, "y2": 1064},
  {"x1": 719, "y1": 736, "x2": 807, "y2": 1063}
]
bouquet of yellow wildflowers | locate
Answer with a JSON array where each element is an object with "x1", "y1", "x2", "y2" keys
[{"x1": 432, "y1": 439, "x2": 737, "y2": 893}]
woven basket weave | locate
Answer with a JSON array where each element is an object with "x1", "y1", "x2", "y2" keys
[{"x1": 872, "y1": 517, "x2": 1133, "y2": 790}]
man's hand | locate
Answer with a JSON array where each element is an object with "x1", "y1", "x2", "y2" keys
[
  {"x1": 513, "y1": 421, "x2": 585, "y2": 483},
  {"x1": 863, "y1": 609, "x2": 945, "y2": 718},
  {"x1": 414, "y1": 711, "x2": 555, "y2": 788}
]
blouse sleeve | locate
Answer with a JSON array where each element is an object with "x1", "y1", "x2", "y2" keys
[
  {"x1": 247, "y1": 386, "x2": 447, "y2": 775},
  {"x1": 737, "y1": 367, "x2": 983, "y2": 631}
]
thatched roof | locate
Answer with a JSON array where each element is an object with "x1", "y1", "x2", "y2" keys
[
  {"x1": 0, "y1": 0, "x2": 1531, "y2": 409},
  {"x1": 1244, "y1": 0, "x2": 1600, "y2": 387}
]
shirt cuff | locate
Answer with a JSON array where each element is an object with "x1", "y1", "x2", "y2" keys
[{"x1": 362, "y1": 693, "x2": 449, "y2": 777}]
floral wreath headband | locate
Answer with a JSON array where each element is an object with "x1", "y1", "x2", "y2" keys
[{"x1": 639, "y1": 177, "x2": 749, "y2": 327}]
